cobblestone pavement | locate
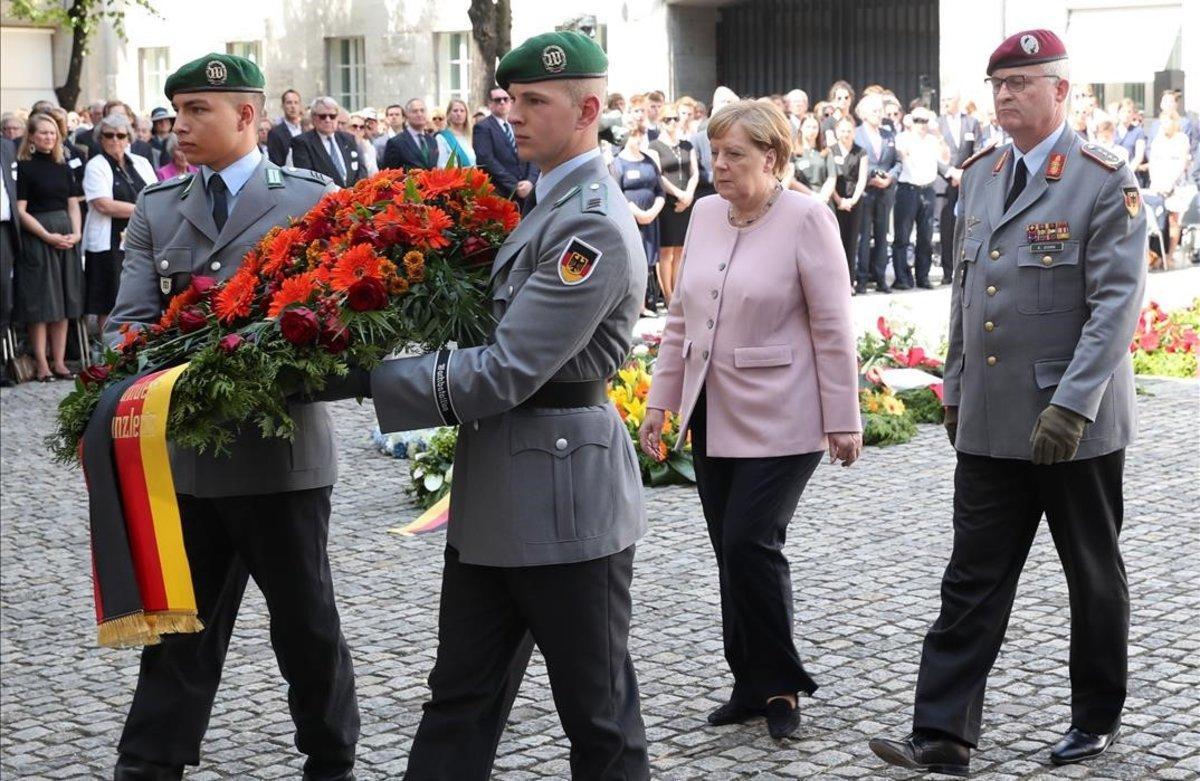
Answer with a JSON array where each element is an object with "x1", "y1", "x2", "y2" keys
[{"x1": 2, "y1": 377, "x2": 1197, "y2": 780}]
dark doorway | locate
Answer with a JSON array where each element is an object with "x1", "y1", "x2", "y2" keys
[{"x1": 716, "y1": 0, "x2": 939, "y2": 107}]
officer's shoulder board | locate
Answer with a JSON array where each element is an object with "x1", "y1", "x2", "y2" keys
[
  {"x1": 282, "y1": 166, "x2": 334, "y2": 186},
  {"x1": 553, "y1": 180, "x2": 609, "y2": 215},
  {"x1": 1079, "y1": 142, "x2": 1122, "y2": 171},
  {"x1": 141, "y1": 173, "x2": 193, "y2": 196},
  {"x1": 959, "y1": 140, "x2": 1000, "y2": 172}
]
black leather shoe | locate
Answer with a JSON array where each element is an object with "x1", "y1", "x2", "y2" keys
[
  {"x1": 892, "y1": 282, "x2": 914, "y2": 290},
  {"x1": 917, "y1": 281, "x2": 935, "y2": 289},
  {"x1": 706, "y1": 699, "x2": 760, "y2": 726},
  {"x1": 1050, "y1": 724, "x2": 1120, "y2": 765},
  {"x1": 869, "y1": 732, "x2": 970, "y2": 777},
  {"x1": 113, "y1": 755, "x2": 184, "y2": 781},
  {"x1": 766, "y1": 697, "x2": 800, "y2": 739},
  {"x1": 876, "y1": 283, "x2": 893, "y2": 294},
  {"x1": 855, "y1": 282, "x2": 869, "y2": 295}
]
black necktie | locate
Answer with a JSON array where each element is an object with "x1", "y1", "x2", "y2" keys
[
  {"x1": 209, "y1": 173, "x2": 228, "y2": 232},
  {"x1": 521, "y1": 188, "x2": 537, "y2": 217},
  {"x1": 1004, "y1": 158, "x2": 1027, "y2": 212}
]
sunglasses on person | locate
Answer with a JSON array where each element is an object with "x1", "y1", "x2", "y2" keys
[
  {"x1": 349, "y1": 123, "x2": 365, "y2": 130},
  {"x1": 490, "y1": 96, "x2": 511, "y2": 103},
  {"x1": 912, "y1": 117, "x2": 929, "y2": 124},
  {"x1": 662, "y1": 116, "x2": 679, "y2": 123},
  {"x1": 313, "y1": 112, "x2": 338, "y2": 120},
  {"x1": 101, "y1": 132, "x2": 129, "y2": 139},
  {"x1": 985, "y1": 75, "x2": 1061, "y2": 94}
]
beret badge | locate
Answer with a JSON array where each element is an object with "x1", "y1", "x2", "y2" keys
[
  {"x1": 542, "y1": 45, "x2": 567, "y2": 73},
  {"x1": 1020, "y1": 35, "x2": 1039, "y2": 54},
  {"x1": 205, "y1": 60, "x2": 229, "y2": 86}
]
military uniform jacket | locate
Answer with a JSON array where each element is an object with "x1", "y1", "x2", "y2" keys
[
  {"x1": 370, "y1": 154, "x2": 648, "y2": 567},
  {"x1": 104, "y1": 155, "x2": 339, "y2": 498},
  {"x1": 944, "y1": 124, "x2": 1147, "y2": 461}
]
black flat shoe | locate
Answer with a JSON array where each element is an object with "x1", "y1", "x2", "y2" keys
[
  {"x1": 1050, "y1": 723, "x2": 1120, "y2": 765},
  {"x1": 765, "y1": 697, "x2": 800, "y2": 739},
  {"x1": 869, "y1": 731, "x2": 971, "y2": 777},
  {"x1": 113, "y1": 755, "x2": 184, "y2": 781},
  {"x1": 52, "y1": 369, "x2": 75, "y2": 380},
  {"x1": 706, "y1": 699, "x2": 760, "y2": 726},
  {"x1": 892, "y1": 282, "x2": 913, "y2": 290}
]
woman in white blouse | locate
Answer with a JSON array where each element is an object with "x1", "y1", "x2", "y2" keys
[
  {"x1": 81, "y1": 114, "x2": 156, "y2": 330},
  {"x1": 436, "y1": 99, "x2": 476, "y2": 167}
]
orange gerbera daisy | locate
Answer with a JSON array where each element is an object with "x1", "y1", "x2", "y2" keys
[
  {"x1": 156, "y1": 286, "x2": 201, "y2": 330},
  {"x1": 261, "y1": 225, "x2": 305, "y2": 278},
  {"x1": 472, "y1": 195, "x2": 520, "y2": 232},
  {"x1": 416, "y1": 167, "x2": 467, "y2": 199},
  {"x1": 404, "y1": 205, "x2": 454, "y2": 250},
  {"x1": 214, "y1": 269, "x2": 258, "y2": 324},
  {"x1": 461, "y1": 167, "x2": 493, "y2": 194},
  {"x1": 267, "y1": 271, "x2": 321, "y2": 317},
  {"x1": 329, "y1": 244, "x2": 383, "y2": 292}
]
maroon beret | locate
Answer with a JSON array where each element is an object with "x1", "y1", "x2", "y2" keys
[{"x1": 987, "y1": 29, "x2": 1067, "y2": 75}]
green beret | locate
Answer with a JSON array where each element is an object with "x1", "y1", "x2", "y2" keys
[
  {"x1": 164, "y1": 53, "x2": 265, "y2": 101},
  {"x1": 496, "y1": 31, "x2": 607, "y2": 91}
]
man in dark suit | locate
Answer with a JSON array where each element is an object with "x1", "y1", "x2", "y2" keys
[
  {"x1": 290, "y1": 96, "x2": 367, "y2": 188},
  {"x1": 936, "y1": 89, "x2": 982, "y2": 284},
  {"x1": 0, "y1": 135, "x2": 22, "y2": 386},
  {"x1": 267, "y1": 88, "x2": 304, "y2": 166},
  {"x1": 473, "y1": 86, "x2": 538, "y2": 204},
  {"x1": 380, "y1": 98, "x2": 438, "y2": 171},
  {"x1": 854, "y1": 93, "x2": 901, "y2": 294}
]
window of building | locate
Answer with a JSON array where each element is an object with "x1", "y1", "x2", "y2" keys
[
  {"x1": 138, "y1": 47, "x2": 170, "y2": 112},
  {"x1": 436, "y1": 32, "x2": 470, "y2": 108},
  {"x1": 226, "y1": 41, "x2": 262, "y2": 65},
  {"x1": 327, "y1": 36, "x2": 366, "y2": 111}
]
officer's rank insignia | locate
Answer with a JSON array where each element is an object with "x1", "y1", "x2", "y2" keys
[
  {"x1": 991, "y1": 148, "x2": 1011, "y2": 175},
  {"x1": 1080, "y1": 142, "x2": 1121, "y2": 171},
  {"x1": 1045, "y1": 152, "x2": 1065, "y2": 180},
  {"x1": 1026, "y1": 221, "x2": 1070, "y2": 242},
  {"x1": 558, "y1": 236, "x2": 602, "y2": 286},
  {"x1": 1123, "y1": 186, "x2": 1140, "y2": 218}
]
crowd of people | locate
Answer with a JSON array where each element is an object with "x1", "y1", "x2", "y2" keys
[{"x1": 1, "y1": 77, "x2": 1196, "y2": 384}]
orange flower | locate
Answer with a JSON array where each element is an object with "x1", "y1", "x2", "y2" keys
[
  {"x1": 416, "y1": 167, "x2": 467, "y2": 199},
  {"x1": 388, "y1": 275, "x2": 410, "y2": 295},
  {"x1": 402, "y1": 250, "x2": 425, "y2": 277},
  {"x1": 461, "y1": 167, "x2": 493, "y2": 194},
  {"x1": 330, "y1": 244, "x2": 383, "y2": 291},
  {"x1": 156, "y1": 286, "x2": 201, "y2": 330},
  {"x1": 267, "y1": 271, "x2": 321, "y2": 317},
  {"x1": 213, "y1": 269, "x2": 258, "y2": 324},
  {"x1": 471, "y1": 195, "x2": 520, "y2": 232},
  {"x1": 261, "y1": 226, "x2": 304, "y2": 278}
]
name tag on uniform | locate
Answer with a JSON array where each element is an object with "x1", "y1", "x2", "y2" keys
[
  {"x1": 68, "y1": 157, "x2": 82, "y2": 169},
  {"x1": 1030, "y1": 242, "x2": 1063, "y2": 253},
  {"x1": 964, "y1": 132, "x2": 975, "y2": 141},
  {"x1": 626, "y1": 169, "x2": 641, "y2": 180}
]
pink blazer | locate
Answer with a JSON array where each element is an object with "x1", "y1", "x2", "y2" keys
[{"x1": 646, "y1": 190, "x2": 861, "y2": 457}]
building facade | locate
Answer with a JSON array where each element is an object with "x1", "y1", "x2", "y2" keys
[{"x1": 1, "y1": 0, "x2": 1194, "y2": 119}]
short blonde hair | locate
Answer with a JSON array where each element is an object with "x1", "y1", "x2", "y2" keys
[
  {"x1": 18, "y1": 113, "x2": 63, "y2": 163},
  {"x1": 706, "y1": 99, "x2": 792, "y2": 178}
]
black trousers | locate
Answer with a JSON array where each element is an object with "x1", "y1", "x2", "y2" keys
[
  {"x1": 835, "y1": 203, "x2": 863, "y2": 283},
  {"x1": 892, "y1": 183, "x2": 935, "y2": 286},
  {"x1": 691, "y1": 390, "x2": 823, "y2": 705},
  {"x1": 406, "y1": 545, "x2": 649, "y2": 780},
  {"x1": 939, "y1": 184, "x2": 960, "y2": 280},
  {"x1": 857, "y1": 185, "x2": 896, "y2": 285},
  {"x1": 913, "y1": 451, "x2": 1129, "y2": 746},
  {"x1": 118, "y1": 487, "x2": 360, "y2": 777}
]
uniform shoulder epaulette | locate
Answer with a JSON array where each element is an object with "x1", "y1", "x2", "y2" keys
[
  {"x1": 552, "y1": 180, "x2": 609, "y2": 215},
  {"x1": 282, "y1": 167, "x2": 334, "y2": 186},
  {"x1": 960, "y1": 141, "x2": 1000, "y2": 171},
  {"x1": 1079, "y1": 142, "x2": 1122, "y2": 171},
  {"x1": 141, "y1": 173, "x2": 193, "y2": 194}
]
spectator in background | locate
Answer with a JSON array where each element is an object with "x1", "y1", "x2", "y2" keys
[
  {"x1": 694, "y1": 100, "x2": 709, "y2": 123},
  {"x1": 1092, "y1": 118, "x2": 1129, "y2": 165},
  {"x1": 66, "y1": 111, "x2": 80, "y2": 135},
  {"x1": 14, "y1": 112, "x2": 83, "y2": 382},
  {"x1": 692, "y1": 86, "x2": 738, "y2": 201},
  {"x1": 650, "y1": 102, "x2": 698, "y2": 306},
  {"x1": 133, "y1": 116, "x2": 159, "y2": 166},
  {"x1": 893, "y1": 106, "x2": 944, "y2": 289},
  {"x1": 785, "y1": 114, "x2": 830, "y2": 199},
  {"x1": 822, "y1": 80, "x2": 855, "y2": 147},
  {"x1": 628, "y1": 94, "x2": 648, "y2": 134},
  {"x1": 382, "y1": 98, "x2": 439, "y2": 171},
  {"x1": 786, "y1": 89, "x2": 810, "y2": 133},
  {"x1": 257, "y1": 118, "x2": 273, "y2": 155},
  {"x1": 3, "y1": 113, "x2": 25, "y2": 149},
  {"x1": 335, "y1": 109, "x2": 350, "y2": 134},
  {"x1": 1149, "y1": 90, "x2": 1199, "y2": 156},
  {"x1": 345, "y1": 112, "x2": 379, "y2": 177},
  {"x1": 361, "y1": 107, "x2": 381, "y2": 141},
  {"x1": 1115, "y1": 99, "x2": 1147, "y2": 185},
  {"x1": 429, "y1": 107, "x2": 446, "y2": 135},
  {"x1": 937, "y1": 89, "x2": 981, "y2": 285},
  {"x1": 645, "y1": 91, "x2": 665, "y2": 142},
  {"x1": 472, "y1": 87, "x2": 537, "y2": 203},
  {"x1": 81, "y1": 113, "x2": 154, "y2": 331},
  {"x1": 1148, "y1": 110, "x2": 1193, "y2": 259},
  {"x1": 75, "y1": 101, "x2": 104, "y2": 142},
  {"x1": 883, "y1": 96, "x2": 903, "y2": 133},
  {"x1": 611, "y1": 121, "x2": 665, "y2": 316},
  {"x1": 854, "y1": 93, "x2": 900, "y2": 294},
  {"x1": 435, "y1": 98, "x2": 475, "y2": 167},
  {"x1": 607, "y1": 93, "x2": 626, "y2": 114},
  {"x1": 0, "y1": 132, "x2": 20, "y2": 386},
  {"x1": 46, "y1": 108, "x2": 88, "y2": 190},
  {"x1": 374, "y1": 103, "x2": 405, "y2": 166},
  {"x1": 155, "y1": 133, "x2": 198, "y2": 181},
  {"x1": 149, "y1": 107, "x2": 174, "y2": 155},
  {"x1": 292, "y1": 96, "x2": 367, "y2": 187},
  {"x1": 677, "y1": 96, "x2": 699, "y2": 137},
  {"x1": 266, "y1": 88, "x2": 303, "y2": 166},
  {"x1": 980, "y1": 105, "x2": 1006, "y2": 146},
  {"x1": 829, "y1": 117, "x2": 867, "y2": 287}
]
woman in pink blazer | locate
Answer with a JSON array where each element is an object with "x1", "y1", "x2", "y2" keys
[{"x1": 640, "y1": 100, "x2": 862, "y2": 739}]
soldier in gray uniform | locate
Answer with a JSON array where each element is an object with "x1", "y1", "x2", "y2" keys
[
  {"x1": 104, "y1": 54, "x2": 358, "y2": 781},
  {"x1": 321, "y1": 31, "x2": 650, "y2": 780},
  {"x1": 870, "y1": 30, "x2": 1147, "y2": 777}
]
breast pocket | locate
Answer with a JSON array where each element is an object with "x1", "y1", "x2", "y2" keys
[
  {"x1": 156, "y1": 247, "x2": 193, "y2": 297},
  {"x1": 959, "y1": 238, "x2": 982, "y2": 309},
  {"x1": 1017, "y1": 241, "x2": 1082, "y2": 314},
  {"x1": 509, "y1": 410, "x2": 615, "y2": 544},
  {"x1": 733, "y1": 344, "x2": 793, "y2": 368}
]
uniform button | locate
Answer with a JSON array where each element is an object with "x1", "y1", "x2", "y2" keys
[
  {"x1": 1041, "y1": 255, "x2": 1053, "y2": 266},
  {"x1": 159, "y1": 260, "x2": 169, "y2": 270},
  {"x1": 710, "y1": 290, "x2": 718, "y2": 299},
  {"x1": 590, "y1": 183, "x2": 600, "y2": 190},
  {"x1": 718, "y1": 262, "x2": 726, "y2": 271},
  {"x1": 507, "y1": 285, "x2": 514, "y2": 295},
  {"x1": 210, "y1": 261, "x2": 221, "y2": 271},
  {"x1": 473, "y1": 420, "x2": 480, "y2": 431},
  {"x1": 986, "y1": 285, "x2": 997, "y2": 296},
  {"x1": 702, "y1": 350, "x2": 710, "y2": 360},
  {"x1": 706, "y1": 319, "x2": 714, "y2": 329},
  {"x1": 987, "y1": 355, "x2": 997, "y2": 366},
  {"x1": 989, "y1": 249, "x2": 1000, "y2": 260},
  {"x1": 555, "y1": 438, "x2": 568, "y2": 451},
  {"x1": 984, "y1": 321, "x2": 995, "y2": 332}
]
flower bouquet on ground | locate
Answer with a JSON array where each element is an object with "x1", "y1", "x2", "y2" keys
[
  {"x1": 1130, "y1": 299, "x2": 1199, "y2": 378},
  {"x1": 609, "y1": 356, "x2": 695, "y2": 486},
  {"x1": 48, "y1": 167, "x2": 520, "y2": 462}
]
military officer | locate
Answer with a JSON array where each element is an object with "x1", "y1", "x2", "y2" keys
[
  {"x1": 104, "y1": 54, "x2": 358, "y2": 781},
  {"x1": 870, "y1": 30, "x2": 1146, "y2": 776},
  {"x1": 320, "y1": 31, "x2": 651, "y2": 780}
]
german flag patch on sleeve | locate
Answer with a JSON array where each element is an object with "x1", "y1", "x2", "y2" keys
[{"x1": 557, "y1": 236, "x2": 603, "y2": 286}]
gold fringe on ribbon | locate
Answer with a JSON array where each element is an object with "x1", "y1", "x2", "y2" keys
[
  {"x1": 145, "y1": 611, "x2": 205, "y2": 638},
  {"x1": 97, "y1": 612, "x2": 157, "y2": 649}
]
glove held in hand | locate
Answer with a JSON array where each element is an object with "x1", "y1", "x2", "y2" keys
[{"x1": 1029, "y1": 404, "x2": 1087, "y2": 465}]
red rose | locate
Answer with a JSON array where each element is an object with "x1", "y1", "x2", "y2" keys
[
  {"x1": 79, "y1": 363, "x2": 111, "y2": 388},
  {"x1": 279, "y1": 306, "x2": 320, "y2": 345},
  {"x1": 218, "y1": 333, "x2": 245, "y2": 354},
  {"x1": 189, "y1": 275, "x2": 217, "y2": 297},
  {"x1": 178, "y1": 307, "x2": 207, "y2": 334},
  {"x1": 319, "y1": 318, "x2": 351, "y2": 354},
  {"x1": 463, "y1": 235, "x2": 497, "y2": 266},
  {"x1": 345, "y1": 277, "x2": 389, "y2": 311}
]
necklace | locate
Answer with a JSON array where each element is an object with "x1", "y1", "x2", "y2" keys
[{"x1": 727, "y1": 183, "x2": 783, "y2": 228}]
